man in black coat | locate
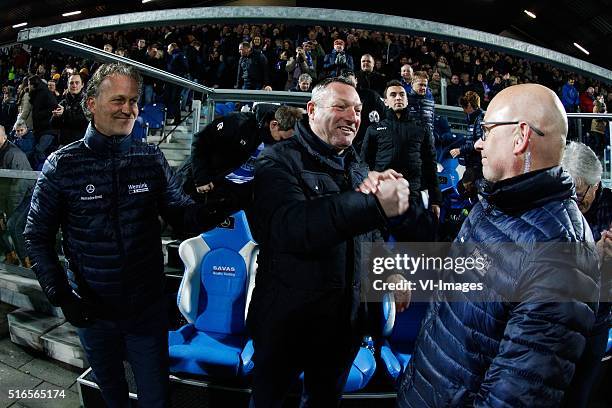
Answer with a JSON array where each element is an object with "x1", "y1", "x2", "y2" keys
[
  {"x1": 356, "y1": 54, "x2": 386, "y2": 96},
  {"x1": 0, "y1": 124, "x2": 33, "y2": 266},
  {"x1": 51, "y1": 73, "x2": 88, "y2": 146},
  {"x1": 235, "y1": 41, "x2": 269, "y2": 90},
  {"x1": 24, "y1": 64, "x2": 220, "y2": 408},
  {"x1": 187, "y1": 104, "x2": 302, "y2": 223},
  {"x1": 247, "y1": 77, "x2": 410, "y2": 407},
  {"x1": 343, "y1": 71, "x2": 386, "y2": 154},
  {"x1": 362, "y1": 80, "x2": 441, "y2": 242},
  {"x1": 28, "y1": 75, "x2": 58, "y2": 169}
]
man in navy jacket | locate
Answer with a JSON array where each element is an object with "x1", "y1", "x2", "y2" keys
[
  {"x1": 24, "y1": 64, "x2": 219, "y2": 408},
  {"x1": 398, "y1": 84, "x2": 600, "y2": 407}
]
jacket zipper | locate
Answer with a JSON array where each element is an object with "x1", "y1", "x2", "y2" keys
[{"x1": 110, "y1": 142, "x2": 126, "y2": 261}]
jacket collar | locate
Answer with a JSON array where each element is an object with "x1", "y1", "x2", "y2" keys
[
  {"x1": 83, "y1": 123, "x2": 132, "y2": 157},
  {"x1": 479, "y1": 166, "x2": 573, "y2": 214},
  {"x1": 384, "y1": 107, "x2": 410, "y2": 121},
  {"x1": 293, "y1": 118, "x2": 356, "y2": 172}
]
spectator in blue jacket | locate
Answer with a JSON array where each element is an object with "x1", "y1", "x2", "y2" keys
[
  {"x1": 11, "y1": 120, "x2": 35, "y2": 167},
  {"x1": 398, "y1": 84, "x2": 600, "y2": 407},
  {"x1": 322, "y1": 38, "x2": 354, "y2": 78},
  {"x1": 561, "y1": 77, "x2": 580, "y2": 113}
]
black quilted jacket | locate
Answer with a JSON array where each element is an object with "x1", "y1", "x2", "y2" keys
[{"x1": 24, "y1": 124, "x2": 207, "y2": 318}]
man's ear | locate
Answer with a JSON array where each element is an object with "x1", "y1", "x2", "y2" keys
[
  {"x1": 513, "y1": 122, "x2": 531, "y2": 155},
  {"x1": 268, "y1": 120, "x2": 279, "y2": 131},
  {"x1": 86, "y1": 96, "x2": 95, "y2": 116},
  {"x1": 306, "y1": 101, "x2": 316, "y2": 119}
]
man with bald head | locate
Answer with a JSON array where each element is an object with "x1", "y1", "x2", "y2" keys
[{"x1": 397, "y1": 84, "x2": 600, "y2": 407}]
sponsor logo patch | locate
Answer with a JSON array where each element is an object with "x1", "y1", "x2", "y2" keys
[{"x1": 128, "y1": 182, "x2": 150, "y2": 194}]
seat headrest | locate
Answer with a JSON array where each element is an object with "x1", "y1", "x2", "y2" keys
[{"x1": 200, "y1": 211, "x2": 255, "y2": 252}]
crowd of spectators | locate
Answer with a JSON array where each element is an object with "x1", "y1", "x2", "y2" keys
[{"x1": 0, "y1": 22, "x2": 610, "y2": 167}]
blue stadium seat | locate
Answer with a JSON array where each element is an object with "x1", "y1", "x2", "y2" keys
[
  {"x1": 169, "y1": 211, "x2": 258, "y2": 378},
  {"x1": 380, "y1": 294, "x2": 429, "y2": 385},
  {"x1": 140, "y1": 102, "x2": 167, "y2": 131},
  {"x1": 343, "y1": 339, "x2": 377, "y2": 392},
  {"x1": 296, "y1": 339, "x2": 376, "y2": 393},
  {"x1": 130, "y1": 116, "x2": 148, "y2": 142}
]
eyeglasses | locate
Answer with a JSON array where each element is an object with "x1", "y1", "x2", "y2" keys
[
  {"x1": 576, "y1": 184, "x2": 593, "y2": 204},
  {"x1": 479, "y1": 121, "x2": 545, "y2": 141}
]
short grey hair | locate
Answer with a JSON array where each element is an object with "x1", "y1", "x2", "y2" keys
[
  {"x1": 82, "y1": 63, "x2": 142, "y2": 120},
  {"x1": 14, "y1": 119, "x2": 27, "y2": 129},
  {"x1": 562, "y1": 141, "x2": 602, "y2": 187},
  {"x1": 298, "y1": 73, "x2": 312, "y2": 83},
  {"x1": 310, "y1": 76, "x2": 355, "y2": 105}
]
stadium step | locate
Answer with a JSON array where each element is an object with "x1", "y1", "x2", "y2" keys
[
  {"x1": 159, "y1": 148, "x2": 190, "y2": 162},
  {"x1": 0, "y1": 265, "x2": 62, "y2": 317},
  {"x1": 8, "y1": 308, "x2": 64, "y2": 352},
  {"x1": 41, "y1": 322, "x2": 89, "y2": 368}
]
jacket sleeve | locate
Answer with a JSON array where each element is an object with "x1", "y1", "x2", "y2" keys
[
  {"x1": 252, "y1": 153, "x2": 386, "y2": 254},
  {"x1": 235, "y1": 59, "x2": 243, "y2": 88},
  {"x1": 23, "y1": 156, "x2": 73, "y2": 306},
  {"x1": 261, "y1": 53, "x2": 270, "y2": 87},
  {"x1": 323, "y1": 53, "x2": 335, "y2": 71},
  {"x1": 157, "y1": 150, "x2": 226, "y2": 237},
  {"x1": 346, "y1": 55, "x2": 354, "y2": 72},
  {"x1": 373, "y1": 129, "x2": 393, "y2": 172},
  {"x1": 459, "y1": 132, "x2": 476, "y2": 156},
  {"x1": 474, "y1": 245, "x2": 598, "y2": 407},
  {"x1": 16, "y1": 93, "x2": 32, "y2": 126},
  {"x1": 285, "y1": 57, "x2": 297, "y2": 73},
  {"x1": 190, "y1": 123, "x2": 217, "y2": 187},
  {"x1": 421, "y1": 126, "x2": 442, "y2": 205},
  {"x1": 360, "y1": 126, "x2": 376, "y2": 169}
]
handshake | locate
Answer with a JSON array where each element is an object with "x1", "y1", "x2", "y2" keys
[{"x1": 356, "y1": 169, "x2": 410, "y2": 217}]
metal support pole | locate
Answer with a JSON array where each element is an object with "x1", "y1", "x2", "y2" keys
[
  {"x1": 440, "y1": 77, "x2": 447, "y2": 106},
  {"x1": 192, "y1": 100, "x2": 202, "y2": 135}
]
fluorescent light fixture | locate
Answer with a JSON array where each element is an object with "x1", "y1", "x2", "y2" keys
[
  {"x1": 62, "y1": 10, "x2": 81, "y2": 17},
  {"x1": 573, "y1": 42, "x2": 590, "y2": 55},
  {"x1": 523, "y1": 10, "x2": 536, "y2": 19},
  {"x1": 12, "y1": 22, "x2": 28, "y2": 28},
  {"x1": 142, "y1": 0, "x2": 154, "y2": 3}
]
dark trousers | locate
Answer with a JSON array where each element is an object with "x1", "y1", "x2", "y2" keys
[
  {"x1": 248, "y1": 287, "x2": 360, "y2": 407},
  {"x1": 165, "y1": 84, "x2": 182, "y2": 122},
  {"x1": 77, "y1": 298, "x2": 169, "y2": 408}
]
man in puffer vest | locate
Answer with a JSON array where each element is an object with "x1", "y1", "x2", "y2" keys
[{"x1": 397, "y1": 84, "x2": 600, "y2": 407}]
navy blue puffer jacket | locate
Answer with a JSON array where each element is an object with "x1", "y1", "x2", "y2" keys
[
  {"x1": 397, "y1": 167, "x2": 600, "y2": 407},
  {"x1": 24, "y1": 124, "x2": 205, "y2": 318}
]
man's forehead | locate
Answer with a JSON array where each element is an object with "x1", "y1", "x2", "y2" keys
[
  {"x1": 99, "y1": 75, "x2": 138, "y2": 92},
  {"x1": 387, "y1": 86, "x2": 406, "y2": 95},
  {"x1": 326, "y1": 84, "x2": 361, "y2": 105}
]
